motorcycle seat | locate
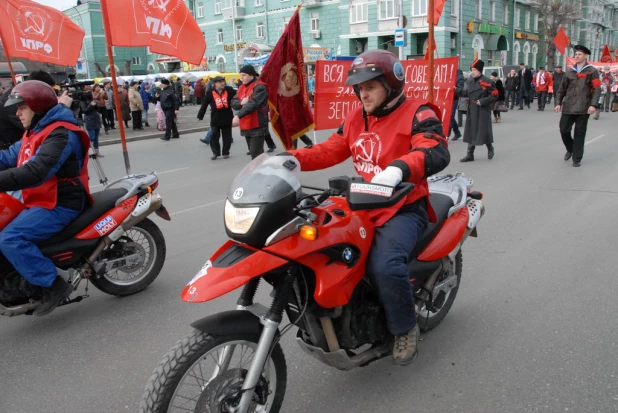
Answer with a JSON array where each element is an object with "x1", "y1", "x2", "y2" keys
[
  {"x1": 410, "y1": 193, "x2": 454, "y2": 258},
  {"x1": 38, "y1": 188, "x2": 129, "y2": 247}
]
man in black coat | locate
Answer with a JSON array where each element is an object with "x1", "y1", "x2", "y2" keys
[
  {"x1": 518, "y1": 63, "x2": 533, "y2": 110},
  {"x1": 551, "y1": 66, "x2": 565, "y2": 107},
  {"x1": 197, "y1": 76, "x2": 236, "y2": 160},
  {"x1": 449, "y1": 69, "x2": 465, "y2": 140},
  {"x1": 504, "y1": 69, "x2": 519, "y2": 109},
  {"x1": 157, "y1": 79, "x2": 180, "y2": 141},
  {"x1": 0, "y1": 71, "x2": 56, "y2": 150},
  {"x1": 456, "y1": 59, "x2": 498, "y2": 162}
]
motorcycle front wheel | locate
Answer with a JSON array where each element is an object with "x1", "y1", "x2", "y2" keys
[{"x1": 139, "y1": 329, "x2": 287, "y2": 413}]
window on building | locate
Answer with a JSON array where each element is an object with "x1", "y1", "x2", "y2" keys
[
  {"x1": 255, "y1": 0, "x2": 263, "y2": 5},
  {"x1": 379, "y1": 0, "x2": 397, "y2": 20},
  {"x1": 256, "y1": 22, "x2": 264, "y2": 38},
  {"x1": 412, "y1": 0, "x2": 427, "y2": 16},
  {"x1": 217, "y1": 28, "x2": 223, "y2": 44},
  {"x1": 311, "y1": 13, "x2": 319, "y2": 31},
  {"x1": 147, "y1": 47, "x2": 152, "y2": 55},
  {"x1": 236, "y1": 25, "x2": 243, "y2": 41},
  {"x1": 215, "y1": 0, "x2": 222, "y2": 13},
  {"x1": 490, "y1": 1, "x2": 496, "y2": 21},
  {"x1": 132, "y1": 57, "x2": 141, "y2": 65},
  {"x1": 349, "y1": 2, "x2": 368, "y2": 23},
  {"x1": 222, "y1": 0, "x2": 230, "y2": 9},
  {"x1": 503, "y1": 3, "x2": 508, "y2": 25},
  {"x1": 283, "y1": 16, "x2": 290, "y2": 30},
  {"x1": 515, "y1": 8, "x2": 520, "y2": 28},
  {"x1": 475, "y1": 0, "x2": 482, "y2": 20},
  {"x1": 106, "y1": 46, "x2": 116, "y2": 57},
  {"x1": 533, "y1": 14, "x2": 538, "y2": 32},
  {"x1": 197, "y1": 2, "x2": 204, "y2": 17},
  {"x1": 525, "y1": 11, "x2": 530, "y2": 30}
]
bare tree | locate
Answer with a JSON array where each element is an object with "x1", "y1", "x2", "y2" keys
[{"x1": 537, "y1": 0, "x2": 579, "y2": 70}]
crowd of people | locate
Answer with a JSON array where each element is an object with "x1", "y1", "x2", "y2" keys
[{"x1": 452, "y1": 44, "x2": 613, "y2": 167}]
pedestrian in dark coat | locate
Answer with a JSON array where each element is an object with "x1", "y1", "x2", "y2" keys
[
  {"x1": 197, "y1": 76, "x2": 236, "y2": 160},
  {"x1": 456, "y1": 60, "x2": 498, "y2": 162},
  {"x1": 491, "y1": 72, "x2": 505, "y2": 123},
  {"x1": 555, "y1": 45, "x2": 601, "y2": 167},
  {"x1": 81, "y1": 92, "x2": 104, "y2": 156},
  {"x1": 449, "y1": 69, "x2": 465, "y2": 140},
  {"x1": 117, "y1": 87, "x2": 131, "y2": 127}
]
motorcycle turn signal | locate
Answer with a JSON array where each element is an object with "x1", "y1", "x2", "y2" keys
[{"x1": 299, "y1": 224, "x2": 318, "y2": 241}]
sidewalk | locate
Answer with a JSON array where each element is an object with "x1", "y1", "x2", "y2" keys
[{"x1": 99, "y1": 104, "x2": 209, "y2": 146}]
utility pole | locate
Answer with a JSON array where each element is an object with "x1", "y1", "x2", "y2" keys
[{"x1": 231, "y1": 3, "x2": 240, "y2": 72}]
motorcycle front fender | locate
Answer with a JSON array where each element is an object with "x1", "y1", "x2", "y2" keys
[
  {"x1": 191, "y1": 310, "x2": 263, "y2": 339},
  {"x1": 181, "y1": 240, "x2": 290, "y2": 303}
]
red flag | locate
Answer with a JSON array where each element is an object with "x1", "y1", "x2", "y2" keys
[
  {"x1": 600, "y1": 44, "x2": 613, "y2": 63},
  {"x1": 0, "y1": 0, "x2": 85, "y2": 66},
  {"x1": 553, "y1": 26, "x2": 570, "y2": 56},
  {"x1": 428, "y1": 0, "x2": 448, "y2": 25},
  {"x1": 100, "y1": 0, "x2": 206, "y2": 65},
  {"x1": 260, "y1": 7, "x2": 314, "y2": 150}
]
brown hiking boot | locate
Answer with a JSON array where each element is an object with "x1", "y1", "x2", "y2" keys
[{"x1": 392, "y1": 325, "x2": 419, "y2": 366}]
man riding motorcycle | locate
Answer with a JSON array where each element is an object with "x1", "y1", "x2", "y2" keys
[
  {"x1": 285, "y1": 50, "x2": 450, "y2": 365},
  {"x1": 0, "y1": 80, "x2": 93, "y2": 316}
]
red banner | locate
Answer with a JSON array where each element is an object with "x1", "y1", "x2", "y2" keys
[
  {"x1": 566, "y1": 56, "x2": 618, "y2": 72},
  {"x1": 553, "y1": 26, "x2": 570, "y2": 56},
  {"x1": 260, "y1": 7, "x2": 314, "y2": 150},
  {"x1": 0, "y1": 0, "x2": 85, "y2": 66},
  {"x1": 314, "y1": 57, "x2": 458, "y2": 134},
  {"x1": 101, "y1": 0, "x2": 206, "y2": 65}
]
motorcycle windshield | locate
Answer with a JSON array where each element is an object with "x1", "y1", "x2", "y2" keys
[{"x1": 228, "y1": 154, "x2": 302, "y2": 204}]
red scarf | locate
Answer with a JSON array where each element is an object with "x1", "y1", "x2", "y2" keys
[{"x1": 214, "y1": 90, "x2": 229, "y2": 109}]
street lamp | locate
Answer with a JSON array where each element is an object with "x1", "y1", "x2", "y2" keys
[{"x1": 230, "y1": 1, "x2": 240, "y2": 72}]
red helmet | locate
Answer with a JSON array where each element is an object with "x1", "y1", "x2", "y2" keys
[
  {"x1": 5, "y1": 80, "x2": 58, "y2": 114},
  {"x1": 345, "y1": 50, "x2": 405, "y2": 104}
]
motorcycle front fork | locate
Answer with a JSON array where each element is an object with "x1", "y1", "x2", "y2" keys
[{"x1": 229, "y1": 269, "x2": 296, "y2": 413}]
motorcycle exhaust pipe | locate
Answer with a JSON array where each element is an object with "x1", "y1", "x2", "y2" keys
[
  {"x1": 120, "y1": 193, "x2": 163, "y2": 231},
  {"x1": 0, "y1": 301, "x2": 39, "y2": 317},
  {"x1": 416, "y1": 261, "x2": 444, "y2": 304}
]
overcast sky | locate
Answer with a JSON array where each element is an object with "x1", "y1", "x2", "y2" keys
[{"x1": 34, "y1": 0, "x2": 79, "y2": 12}]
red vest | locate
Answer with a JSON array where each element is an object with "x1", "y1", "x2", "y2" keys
[
  {"x1": 18, "y1": 121, "x2": 93, "y2": 209},
  {"x1": 214, "y1": 89, "x2": 229, "y2": 109},
  {"x1": 237, "y1": 81, "x2": 265, "y2": 130},
  {"x1": 344, "y1": 99, "x2": 435, "y2": 226}
]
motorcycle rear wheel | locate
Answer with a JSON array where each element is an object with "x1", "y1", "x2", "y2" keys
[
  {"x1": 139, "y1": 329, "x2": 287, "y2": 413},
  {"x1": 416, "y1": 250, "x2": 462, "y2": 332},
  {"x1": 90, "y1": 218, "x2": 166, "y2": 296}
]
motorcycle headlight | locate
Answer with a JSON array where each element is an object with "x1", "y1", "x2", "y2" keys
[{"x1": 224, "y1": 200, "x2": 260, "y2": 234}]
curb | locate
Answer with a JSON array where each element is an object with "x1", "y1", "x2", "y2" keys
[{"x1": 99, "y1": 126, "x2": 209, "y2": 146}]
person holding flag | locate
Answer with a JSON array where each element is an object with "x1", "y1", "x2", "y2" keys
[{"x1": 282, "y1": 50, "x2": 450, "y2": 366}]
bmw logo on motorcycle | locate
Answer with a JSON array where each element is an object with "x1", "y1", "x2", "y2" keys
[{"x1": 342, "y1": 247, "x2": 354, "y2": 263}]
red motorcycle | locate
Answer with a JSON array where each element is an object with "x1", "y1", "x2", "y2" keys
[
  {"x1": 140, "y1": 155, "x2": 484, "y2": 413},
  {"x1": 0, "y1": 173, "x2": 170, "y2": 317}
]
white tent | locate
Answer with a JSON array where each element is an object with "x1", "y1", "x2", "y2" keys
[{"x1": 181, "y1": 71, "x2": 220, "y2": 81}]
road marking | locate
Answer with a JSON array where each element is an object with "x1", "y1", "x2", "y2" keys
[
  {"x1": 585, "y1": 134, "x2": 606, "y2": 146},
  {"x1": 170, "y1": 199, "x2": 225, "y2": 216},
  {"x1": 91, "y1": 167, "x2": 191, "y2": 189}
]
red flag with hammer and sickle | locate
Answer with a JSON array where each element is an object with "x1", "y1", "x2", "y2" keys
[
  {"x1": 100, "y1": 0, "x2": 206, "y2": 65},
  {"x1": 0, "y1": 0, "x2": 85, "y2": 66}
]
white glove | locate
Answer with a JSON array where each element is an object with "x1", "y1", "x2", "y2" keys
[{"x1": 371, "y1": 166, "x2": 403, "y2": 187}]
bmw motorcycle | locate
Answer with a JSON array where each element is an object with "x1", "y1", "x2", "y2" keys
[
  {"x1": 0, "y1": 173, "x2": 169, "y2": 317},
  {"x1": 140, "y1": 154, "x2": 484, "y2": 413}
]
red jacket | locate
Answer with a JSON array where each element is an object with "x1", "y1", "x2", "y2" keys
[
  {"x1": 291, "y1": 98, "x2": 449, "y2": 227},
  {"x1": 533, "y1": 71, "x2": 553, "y2": 92}
]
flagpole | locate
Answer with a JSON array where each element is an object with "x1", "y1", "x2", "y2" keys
[
  {"x1": 6, "y1": 57, "x2": 17, "y2": 86},
  {"x1": 428, "y1": 0, "x2": 435, "y2": 103},
  {"x1": 100, "y1": 0, "x2": 131, "y2": 175}
]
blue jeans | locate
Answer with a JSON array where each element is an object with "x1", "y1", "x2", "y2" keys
[
  {"x1": 367, "y1": 203, "x2": 428, "y2": 336},
  {"x1": 0, "y1": 206, "x2": 80, "y2": 287},
  {"x1": 88, "y1": 128, "x2": 100, "y2": 149},
  {"x1": 142, "y1": 109, "x2": 149, "y2": 124}
]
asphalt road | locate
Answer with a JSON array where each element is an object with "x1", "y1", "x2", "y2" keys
[{"x1": 1, "y1": 108, "x2": 618, "y2": 413}]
